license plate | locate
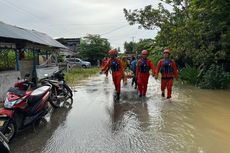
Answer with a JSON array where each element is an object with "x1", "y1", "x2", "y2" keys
[{"x1": 0, "y1": 120, "x2": 5, "y2": 127}]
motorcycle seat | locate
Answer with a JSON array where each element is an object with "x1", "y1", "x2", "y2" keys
[{"x1": 28, "y1": 86, "x2": 50, "y2": 105}]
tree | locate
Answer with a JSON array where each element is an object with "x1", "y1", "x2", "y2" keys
[
  {"x1": 79, "y1": 34, "x2": 111, "y2": 65},
  {"x1": 124, "y1": 39, "x2": 155, "y2": 54},
  {"x1": 124, "y1": 0, "x2": 230, "y2": 66},
  {"x1": 124, "y1": 41, "x2": 136, "y2": 54},
  {"x1": 124, "y1": 0, "x2": 230, "y2": 88},
  {"x1": 135, "y1": 39, "x2": 155, "y2": 54}
]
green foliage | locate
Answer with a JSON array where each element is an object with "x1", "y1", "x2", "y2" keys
[
  {"x1": 124, "y1": 39, "x2": 155, "y2": 55},
  {"x1": 124, "y1": 0, "x2": 230, "y2": 89},
  {"x1": 0, "y1": 50, "x2": 16, "y2": 71},
  {"x1": 180, "y1": 64, "x2": 199, "y2": 85},
  {"x1": 124, "y1": 41, "x2": 136, "y2": 54},
  {"x1": 65, "y1": 67, "x2": 99, "y2": 86},
  {"x1": 198, "y1": 64, "x2": 230, "y2": 89},
  {"x1": 136, "y1": 39, "x2": 155, "y2": 54},
  {"x1": 148, "y1": 49, "x2": 163, "y2": 65},
  {"x1": 57, "y1": 55, "x2": 64, "y2": 63},
  {"x1": 25, "y1": 51, "x2": 33, "y2": 60},
  {"x1": 79, "y1": 34, "x2": 111, "y2": 65}
]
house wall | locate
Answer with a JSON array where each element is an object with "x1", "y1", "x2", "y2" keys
[
  {"x1": 0, "y1": 70, "x2": 21, "y2": 101},
  {"x1": 19, "y1": 60, "x2": 33, "y2": 79}
]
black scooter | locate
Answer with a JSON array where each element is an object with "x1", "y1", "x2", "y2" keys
[{"x1": 40, "y1": 69, "x2": 73, "y2": 108}]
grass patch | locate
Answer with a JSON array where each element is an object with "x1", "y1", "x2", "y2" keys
[{"x1": 65, "y1": 67, "x2": 100, "y2": 86}]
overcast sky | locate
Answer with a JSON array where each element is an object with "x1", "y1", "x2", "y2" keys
[{"x1": 0, "y1": 0, "x2": 161, "y2": 51}]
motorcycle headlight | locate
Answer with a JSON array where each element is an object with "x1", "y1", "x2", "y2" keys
[{"x1": 4, "y1": 97, "x2": 24, "y2": 109}]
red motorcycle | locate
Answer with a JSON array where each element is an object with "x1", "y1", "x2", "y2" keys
[{"x1": 0, "y1": 76, "x2": 52, "y2": 141}]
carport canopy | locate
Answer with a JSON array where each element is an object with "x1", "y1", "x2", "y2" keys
[{"x1": 0, "y1": 21, "x2": 67, "y2": 49}]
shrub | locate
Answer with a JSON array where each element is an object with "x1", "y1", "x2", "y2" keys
[
  {"x1": 180, "y1": 64, "x2": 199, "y2": 85},
  {"x1": 198, "y1": 64, "x2": 230, "y2": 89},
  {"x1": 25, "y1": 51, "x2": 33, "y2": 60}
]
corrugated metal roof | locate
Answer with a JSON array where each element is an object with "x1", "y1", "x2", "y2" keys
[{"x1": 0, "y1": 21, "x2": 67, "y2": 49}]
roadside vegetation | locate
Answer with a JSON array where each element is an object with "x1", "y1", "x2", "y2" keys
[
  {"x1": 65, "y1": 67, "x2": 100, "y2": 86},
  {"x1": 123, "y1": 0, "x2": 230, "y2": 89},
  {"x1": 0, "y1": 50, "x2": 15, "y2": 71}
]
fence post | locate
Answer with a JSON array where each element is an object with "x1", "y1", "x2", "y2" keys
[{"x1": 15, "y1": 49, "x2": 20, "y2": 71}]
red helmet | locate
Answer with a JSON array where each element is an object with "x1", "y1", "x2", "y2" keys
[
  {"x1": 108, "y1": 49, "x2": 117, "y2": 55},
  {"x1": 142, "y1": 50, "x2": 148, "y2": 55},
  {"x1": 163, "y1": 49, "x2": 171, "y2": 54}
]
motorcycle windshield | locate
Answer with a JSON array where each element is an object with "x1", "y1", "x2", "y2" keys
[{"x1": 8, "y1": 87, "x2": 26, "y2": 97}]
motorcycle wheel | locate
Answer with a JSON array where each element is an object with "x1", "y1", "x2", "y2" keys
[
  {"x1": 49, "y1": 93, "x2": 61, "y2": 108},
  {"x1": 63, "y1": 84, "x2": 73, "y2": 98},
  {"x1": 3, "y1": 119, "x2": 17, "y2": 142}
]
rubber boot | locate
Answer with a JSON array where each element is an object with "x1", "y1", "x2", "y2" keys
[
  {"x1": 116, "y1": 92, "x2": 120, "y2": 101},
  {"x1": 161, "y1": 91, "x2": 165, "y2": 97}
]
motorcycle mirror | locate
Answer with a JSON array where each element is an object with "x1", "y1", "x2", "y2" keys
[{"x1": 24, "y1": 73, "x2": 30, "y2": 79}]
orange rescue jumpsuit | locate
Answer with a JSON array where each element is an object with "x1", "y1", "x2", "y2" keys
[
  {"x1": 102, "y1": 58, "x2": 124, "y2": 94},
  {"x1": 136, "y1": 58, "x2": 155, "y2": 97},
  {"x1": 155, "y1": 59, "x2": 178, "y2": 98},
  {"x1": 101, "y1": 58, "x2": 109, "y2": 77}
]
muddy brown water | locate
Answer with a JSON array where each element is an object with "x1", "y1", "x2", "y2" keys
[{"x1": 10, "y1": 74, "x2": 230, "y2": 153}]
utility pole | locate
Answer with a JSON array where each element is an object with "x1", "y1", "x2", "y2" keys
[
  {"x1": 131, "y1": 36, "x2": 137, "y2": 57},
  {"x1": 131, "y1": 36, "x2": 135, "y2": 53}
]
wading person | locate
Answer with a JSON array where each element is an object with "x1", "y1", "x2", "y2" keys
[
  {"x1": 155, "y1": 49, "x2": 179, "y2": 99},
  {"x1": 101, "y1": 57, "x2": 109, "y2": 77},
  {"x1": 136, "y1": 50, "x2": 155, "y2": 97},
  {"x1": 121, "y1": 56, "x2": 129, "y2": 85},
  {"x1": 130, "y1": 56, "x2": 137, "y2": 89},
  {"x1": 101, "y1": 49, "x2": 124, "y2": 100}
]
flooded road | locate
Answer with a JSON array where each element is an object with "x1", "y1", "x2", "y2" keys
[{"x1": 10, "y1": 74, "x2": 230, "y2": 153}]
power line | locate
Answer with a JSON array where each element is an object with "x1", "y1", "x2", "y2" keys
[
  {"x1": 47, "y1": 22, "x2": 128, "y2": 26},
  {"x1": 0, "y1": 0, "x2": 130, "y2": 36},
  {"x1": 0, "y1": 0, "x2": 68, "y2": 35},
  {"x1": 0, "y1": 0, "x2": 41, "y2": 20},
  {"x1": 101, "y1": 25, "x2": 129, "y2": 36}
]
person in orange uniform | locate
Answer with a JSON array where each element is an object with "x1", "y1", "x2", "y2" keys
[
  {"x1": 155, "y1": 49, "x2": 179, "y2": 99},
  {"x1": 101, "y1": 57, "x2": 109, "y2": 77},
  {"x1": 121, "y1": 56, "x2": 129, "y2": 85},
  {"x1": 136, "y1": 50, "x2": 155, "y2": 97},
  {"x1": 101, "y1": 49, "x2": 124, "y2": 100}
]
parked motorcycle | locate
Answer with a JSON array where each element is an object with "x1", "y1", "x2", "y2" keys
[
  {"x1": 40, "y1": 69, "x2": 73, "y2": 108},
  {"x1": 0, "y1": 83, "x2": 52, "y2": 141},
  {"x1": 0, "y1": 131, "x2": 11, "y2": 153},
  {"x1": 14, "y1": 73, "x2": 33, "y2": 90}
]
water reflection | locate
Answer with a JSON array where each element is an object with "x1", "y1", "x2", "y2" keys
[
  {"x1": 111, "y1": 102, "x2": 150, "y2": 133},
  {"x1": 10, "y1": 75, "x2": 230, "y2": 153},
  {"x1": 10, "y1": 99, "x2": 73, "y2": 153}
]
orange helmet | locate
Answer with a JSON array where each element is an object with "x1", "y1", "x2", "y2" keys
[
  {"x1": 142, "y1": 50, "x2": 148, "y2": 55},
  {"x1": 108, "y1": 49, "x2": 117, "y2": 55},
  {"x1": 163, "y1": 49, "x2": 171, "y2": 54}
]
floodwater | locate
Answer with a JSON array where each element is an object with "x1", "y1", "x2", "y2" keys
[{"x1": 10, "y1": 74, "x2": 230, "y2": 153}]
